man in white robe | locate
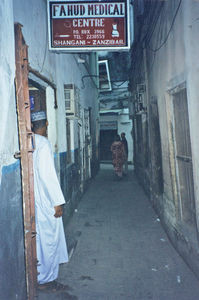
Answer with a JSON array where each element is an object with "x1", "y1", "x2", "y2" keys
[{"x1": 31, "y1": 111, "x2": 68, "y2": 291}]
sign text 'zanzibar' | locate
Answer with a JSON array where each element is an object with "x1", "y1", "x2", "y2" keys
[{"x1": 48, "y1": 1, "x2": 130, "y2": 51}]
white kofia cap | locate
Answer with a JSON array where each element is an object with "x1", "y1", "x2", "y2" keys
[{"x1": 31, "y1": 111, "x2": 47, "y2": 122}]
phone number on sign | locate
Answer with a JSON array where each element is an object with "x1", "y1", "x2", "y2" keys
[{"x1": 87, "y1": 34, "x2": 105, "y2": 39}]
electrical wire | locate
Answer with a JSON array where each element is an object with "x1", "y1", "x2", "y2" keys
[
  {"x1": 130, "y1": 0, "x2": 182, "y2": 89},
  {"x1": 141, "y1": 1, "x2": 165, "y2": 47},
  {"x1": 81, "y1": 74, "x2": 129, "y2": 90},
  {"x1": 144, "y1": 5, "x2": 166, "y2": 79},
  {"x1": 147, "y1": 0, "x2": 182, "y2": 52}
]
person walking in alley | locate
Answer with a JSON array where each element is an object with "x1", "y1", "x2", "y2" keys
[
  {"x1": 31, "y1": 111, "x2": 69, "y2": 292},
  {"x1": 111, "y1": 134, "x2": 125, "y2": 180},
  {"x1": 121, "y1": 132, "x2": 128, "y2": 176}
]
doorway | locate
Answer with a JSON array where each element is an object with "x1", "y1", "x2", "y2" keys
[
  {"x1": 100, "y1": 129, "x2": 117, "y2": 162},
  {"x1": 29, "y1": 80, "x2": 46, "y2": 113},
  {"x1": 173, "y1": 88, "x2": 196, "y2": 227}
]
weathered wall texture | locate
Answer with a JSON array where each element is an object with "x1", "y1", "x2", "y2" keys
[
  {"x1": 130, "y1": 0, "x2": 199, "y2": 277},
  {"x1": 0, "y1": 1, "x2": 27, "y2": 299},
  {"x1": 0, "y1": 162, "x2": 26, "y2": 300}
]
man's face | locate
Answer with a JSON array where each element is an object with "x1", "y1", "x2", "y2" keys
[
  {"x1": 38, "y1": 120, "x2": 48, "y2": 137},
  {"x1": 44, "y1": 121, "x2": 49, "y2": 137}
]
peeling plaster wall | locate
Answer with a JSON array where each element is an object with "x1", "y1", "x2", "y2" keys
[
  {"x1": 0, "y1": 0, "x2": 19, "y2": 180},
  {"x1": 0, "y1": 162, "x2": 26, "y2": 300},
  {"x1": 183, "y1": 0, "x2": 199, "y2": 235},
  {"x1": 133, "y1": 0, "x2": 199, "y2": 276},
  {"x1": 147, "y1": 1, "x2": 186, "y2": 206},
  {"x1": 0, "y1": 1, "x2": 26, "y2": 299}
]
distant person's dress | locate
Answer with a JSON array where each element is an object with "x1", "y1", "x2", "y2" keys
[{"x1": 111, "y1": 141, "x2": 125, "y2": 177}]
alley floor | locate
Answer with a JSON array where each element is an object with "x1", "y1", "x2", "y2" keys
[{"x1": 38, "y1": 164, "x2": 199, "y2": 300}]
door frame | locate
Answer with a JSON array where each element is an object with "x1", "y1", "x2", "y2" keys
[
  {"x1": 15, "y1": 23, "x2": 37, "y2": 299},
  {"x1": 167, "y1": 82, "x2": 197, "y2": 232}
]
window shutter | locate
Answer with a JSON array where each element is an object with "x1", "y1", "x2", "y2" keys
[
  {"x1": 98, "y1": 60, "x2": 112, "y2": 92},
  {"x1": 64, "y1": 84, "x2": 75, "y2": 114}
]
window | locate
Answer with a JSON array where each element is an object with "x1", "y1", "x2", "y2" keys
[
  {"x1": 64, "y1": 84, "x2": 78, "y2": 164},
  {"x1": 64, "y1": 84, "x2": 79, "y2": 117},
  {"x1": 98, "y1": 60, "x2": 112, "y2": 92}
]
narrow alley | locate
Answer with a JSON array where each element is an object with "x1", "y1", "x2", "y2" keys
[
  {"x1": 3, "y1": 1, "x2": 199, "y2": 299},
  {"x1": 38, "y1": 165, "x2": 199, "y2": 300}
]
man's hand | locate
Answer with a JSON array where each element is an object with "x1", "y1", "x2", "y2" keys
[{"x1": 54, "y1": 205, "x2": 63, "y2": 218}]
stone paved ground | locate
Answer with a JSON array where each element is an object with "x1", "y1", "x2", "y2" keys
[{"x1": 38, "y1": 164, "x2": 199, "y2": 300}]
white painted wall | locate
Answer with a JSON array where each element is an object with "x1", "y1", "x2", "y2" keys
[
  {"x1": 0, "y1": 0, "x2": 99, "y2": 186},
  {"x1": 0, "y1": 0, "x2": 18, "y2": 182},
  {"x1": 183, "y1": 0, "x2": 199, "y2": 229},
  {"x1": 145, "y1": 1, "x2": 185, "y2": 205},
  {"x1": 143, "y1": 0, "x2": 199, "y2": 229},
  {"x1": 46, "y1": 86, "x2": 57, "y2": 151},
  {"x1": 13, "y1": 0, "x2": 99, "y2": 156}
]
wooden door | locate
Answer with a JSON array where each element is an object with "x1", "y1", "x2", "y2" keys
[{"x1": 173, "y1": 89, "x2": 196, "y2": 225}]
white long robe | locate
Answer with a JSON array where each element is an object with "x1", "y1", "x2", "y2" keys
[{"x1": 33, "y1": 134, "x2": 68, "y2": 284}]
